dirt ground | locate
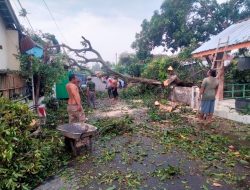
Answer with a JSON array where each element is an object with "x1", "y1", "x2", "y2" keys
[{"x1": 35, "y1": 98, "x2": 250, "y2": 190}]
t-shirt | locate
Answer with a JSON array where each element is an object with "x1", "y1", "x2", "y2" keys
[
  {"x1": 201, "y1": 77, "x2": 219, "y2": 100},
  {"x1": 87, "y1": 81, "x2": 95, "y2": 91}
]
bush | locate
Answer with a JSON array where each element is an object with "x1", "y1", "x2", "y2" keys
[
  {"x1": 120, "y1": 85, "x2": 143, "y2": 99},
  {"x1": 142, "y1": 56, "x2": 207, "y2": 85},
  {"x1": 0, "y1": 98, "x2": 69, "y2": 189}
]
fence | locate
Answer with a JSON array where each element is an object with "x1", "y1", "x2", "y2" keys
[
  {"x1": 224, "y1": 83, "x2": 250, "y2": 99},
  {"x1": 0, "y1": 73, "x2": 29, "y2": 100}
]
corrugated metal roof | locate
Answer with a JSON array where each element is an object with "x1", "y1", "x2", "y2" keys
[
  {"x1": 192, "y1": 19, "x2": 250, "y2": 55},
  {"x1": 0, "y1": 0, "x2": 21, "y2": 30},
  {"x1": 20, "y1": 35, "x2": 37, "y2": 53}
]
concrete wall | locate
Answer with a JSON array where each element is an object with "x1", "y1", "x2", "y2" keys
[
  {"x1": 169, "y1": 86, "x2": 250, "y2": 124},
  {"x1": 169, "y1": 86, "x2": 200, "y2": 109},
  {"x1": 0, "y1": 17, "x2": 8, "y2": 70},
  {"x1": 0, "y1": 17, "x2": 20, "y2": 71},
  {"x1": 6, "y1": 30, "x2": 20, "y2": 70}
]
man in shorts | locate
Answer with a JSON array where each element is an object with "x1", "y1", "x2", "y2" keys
[
  {"x1": 106, "y1": 76, "x2": 113, "y2": 98},
  {"x1": 199, "y1": 69, "x2": 219, "y2": 121},
  {"x1": 86, "y1": 76, "x2": 96, "y2": 109},
  {"x1": 112, "y1": 76, "x2": 119, "y2": 100},
  {"x1": 66, "y1": 74, "x2": 86, "y2": 123}
]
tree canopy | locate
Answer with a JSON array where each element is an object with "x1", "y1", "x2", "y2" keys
[{"x1": 132, "y1": 0, "x2": 250, "y2": 60}]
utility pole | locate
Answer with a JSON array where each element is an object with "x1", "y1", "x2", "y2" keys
[{"x1": 115, "y1": 53, "x2": 118, "y2": 65}]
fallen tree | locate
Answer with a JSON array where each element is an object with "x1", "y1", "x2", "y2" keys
[{"x1": 59, "y1": 36, "x2": 162, "y2": 85}]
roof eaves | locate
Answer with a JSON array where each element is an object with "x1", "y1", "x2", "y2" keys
[
  {"x1": 192, "y1": 18, "x2": 250, "y2": 57},
  {"x1": 0, "y1": 0, "x2": 21, "y2": 31}
]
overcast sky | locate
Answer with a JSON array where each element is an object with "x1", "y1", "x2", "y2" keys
[{"x1": 11, "y1": 0, "x2": 227, "y2": 62}]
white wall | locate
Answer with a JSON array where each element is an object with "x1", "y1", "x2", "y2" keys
[
  {"x1": 0, "y1": 17, "x2": 20, "y2": 71},
  {"x1": 6, "y1": 30, "x2": 19, "y2": 70},
  {"x1": 0, "y1": 17, "x2": 8, "y2": 70}
]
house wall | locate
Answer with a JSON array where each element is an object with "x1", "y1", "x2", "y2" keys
[
  {"x1": 6, "y1": 30, "x2": 20, "y2": 70},
  {"x1": 0, "y1": 17, "x2": 20, "y2": 71},
  {"x1": 0, "y1": 17, "x2": 24, "y2": 99},
  {"x1": 0, "y1": 17, "x2": 8, "y2": 70}
]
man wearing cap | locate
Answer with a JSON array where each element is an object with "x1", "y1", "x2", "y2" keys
[
  {"x1": 66, "y1": 74, "x2": 86, "y2": 123},
  {"x1": 86, "y1": 76, "x2": 96, "y2": 109},
  {"x1": 163, "y1": 66, "x2": 181, "y2": 87}
]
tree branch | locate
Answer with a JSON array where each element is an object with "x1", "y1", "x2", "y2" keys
[
  {"x1": 58, "y1": 37, "x2": 162, "y2": 85},
  {"x1": 68, "y1": 57, "x2": 94, "y2": 75}
]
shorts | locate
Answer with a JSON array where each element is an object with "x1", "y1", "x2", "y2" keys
[
  {"x1": 112, "y1": 88, "x2": 118, "y2": 98},
  {"x1": 67, "y1": 104, "x2": 86, "y2": 123},
  {"x1": 201, "y1": 100, "x2": 215, "y2": 114}
]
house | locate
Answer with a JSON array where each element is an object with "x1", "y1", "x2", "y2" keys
[
  {"x1": 0, "y1": 0, "x2": 25, "y2": 99},
  {"x1": 192, "y1": 18, "x2": 250, "y2": 100},
  {"x1": 20, "y1": 35, "x2": 43, "y2": 58},
  {"x1": 192, "y1": 18, "x2": 250, "y2": 124}
]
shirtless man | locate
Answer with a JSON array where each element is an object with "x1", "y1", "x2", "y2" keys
[{"x1": 66, "y1": 74, "x2": 86, "y2": 123}]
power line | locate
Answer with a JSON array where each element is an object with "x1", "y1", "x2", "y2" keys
[
  {"x1": 16, "y1": 0, "x2": 34, "y2": 31},
  {"x1": 41, "y1": 0, "x2": 68, "y2": 43}
]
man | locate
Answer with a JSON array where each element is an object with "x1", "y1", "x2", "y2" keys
[
  {"x1": 86, "y1": 76, "x2": 96, "y2": 109},
  {"x1": 112, "y1": 76, "x2": 119, "y2": 100},
  {"x1": 163, "y1": 66, "x2": 181, "y2": 87},
  {"x1": 118, "y1": 78, "x2": 125, "y2": 88},
  {"x1": 66, "y1": 74, "x2": 86, "y2": 123},
  {"x1": 106, "y1": 76, "x2": 113, "y2": 98},
  {"x1": 199, "y1": 69, "x2": 219, "y2": 121}
]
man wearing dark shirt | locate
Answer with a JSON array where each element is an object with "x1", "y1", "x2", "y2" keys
[{"x1": 86, "y1": 76, "x2": 96, "y2": 109}]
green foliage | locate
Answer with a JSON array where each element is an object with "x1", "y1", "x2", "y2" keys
[
  {"x1": 114, "y1": 53, "x2": 145, "y2": 77},
  {"x1": 152, "y1": 165, "x2": 181, "y2": 181},
  {"x1": 0, "y1": 98, "x2": 69, "y2": 189},
  {"x1": 45, "y1": 99, "x2": 69, "y2": 128},
  {"x1": 132, "y1": 0, "x2": 250, "y2": 59},
  {"x1": 127, "y1": 63, "x2": 145, "y2": 77},
  {"x1": 148, "y1": 108, "x2": 168, "y2": 122},
  {"x1": 20, "y1": 55, "x2": 66, "y2": 96},
  {"x1": 92, "y1": 116, "x2": 134, "y2": 138},
  {"x1": 142, "y1": 57, "x2": 178, "y2": 81},
  {"x1": 225, "y1": 60, "x2": 250, "y2": 83},
  {"x1": 120, "y1": 85, "x2": 143, "y2": 99},
  {"x1": 120, "y1": 84, "x2": 163, "y2": 103},
  {"x1": 98, "y1": 170, "x2": 142, "y2": 189},
  {"x1": 141, "y1": 56, "x2": 207, "y2": 84}
]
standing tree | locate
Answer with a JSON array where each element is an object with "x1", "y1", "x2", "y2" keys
[
  {"x1": 20, "y1": 31, "x2": 66, "y2": 105},
  {"x1": 132, "y1": 0, "x2": 250, "y2": 60}
]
